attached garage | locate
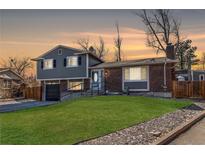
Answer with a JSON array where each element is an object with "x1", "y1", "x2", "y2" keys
[{"x1": 44, "y1": 81, "x2": 60, "y2": 101}]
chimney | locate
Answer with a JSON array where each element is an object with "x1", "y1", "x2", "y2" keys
[
  {"x1": 89, "y1": 46, "x2": 95, "y2": 52},
  {"x1": 166, "y1": 43, "x2": 175, "y2": 60}
]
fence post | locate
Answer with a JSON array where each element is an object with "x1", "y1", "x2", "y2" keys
[
  {"x1": 187, "y1": 81, "x2": 190, "y2": 97},
  {"x1": 98, "y1": 83, "x2": 100, "y2": 95},
  {"x1": 201, "y1": 81, "x2": 205, "y2": 98},
  {"x1": 91, "y1": 84, "x2": 93, "y2": 96},
  {"x1": 172, "y1": 81, "x2": 176, "y2": 98},
  {"x1": 81, "y1": 83, "x2": 83, "y2": 96},
  {"x1": 203, "y1": 81, "x2": 205, "y2": 98},
  {"x1": 25, "y1": 87, "x2": 27, "y2": 99}
]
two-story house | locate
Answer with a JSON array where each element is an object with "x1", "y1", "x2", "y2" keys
[
  {"x1": 32, "y1": 45, "x2": 103, "y2": 101},
  {"x1": 33, "y1": 44, "x2": 177, "y2": 101}
]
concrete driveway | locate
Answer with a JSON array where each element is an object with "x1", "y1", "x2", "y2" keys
[
  {"x1": 0, "y1": 100, "x2": 58, "y2": 113},
  {"x1": 169, "y1": 118, "x2": 205, "y2": 145}
]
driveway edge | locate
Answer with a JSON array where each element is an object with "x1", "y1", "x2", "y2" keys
[{"x1": 153, "y1": 110, "x2": 205, "y2": 145}]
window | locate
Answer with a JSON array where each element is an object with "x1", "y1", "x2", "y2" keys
[
  {"x1": 58, "y1": 49, "x2": 62, "y2": 55},
  {"x1": 7, "y1": 80, "x2": 11, "y2": 88},
  {"x1": 199, "y1": 74, "x2": 205, "y2": 81},
  {"x1": 124, "y1": 66, "x2": 148, "y2": 81},
  {"x1": 93, "y1": 72, "x2": 98, "y2": 82},
  {"x1": 44, "y1": 59, "x2": 53, "y2": 69},
  {"x1": 3, "y1": 80, "x2": 11, "y2": 88},
  {"x1": 67, "y1": 81, "x2": 83, "y2": 90},
  {"x1": 67, "y1": 56, "x2": 78, "y2": 67}
]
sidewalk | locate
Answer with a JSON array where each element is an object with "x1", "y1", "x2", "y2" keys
[
  {"x1": 0, "y1": 98, "x2": 35, "y2": 105},
  {"x1": 169, "y1": 118, "x2": 205, "y2": 145}
]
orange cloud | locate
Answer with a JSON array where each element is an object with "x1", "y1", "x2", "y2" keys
[
  {"x1": 187, "y1": 33, "x2": 205, "y2": 40},
  {"x1": 0, "y1": 24, "x2": 178, "y2": 62},
  {"x1": 57, "y1": 27, "x2": 146, "y2": 40}
]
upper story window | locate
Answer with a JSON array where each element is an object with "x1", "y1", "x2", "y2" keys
[
  {"x1": 124, "y1": 66, "x2": 148, "y2": 81},
  {"x1": 44, "y1": 59, "x2": 53, "y2": 69},
  {"x1": 66, "y1": 56, "x2": 78, "y2": 67},
  {"x1": 58, "y1": 49, "x2": 62, "y2": 55}
]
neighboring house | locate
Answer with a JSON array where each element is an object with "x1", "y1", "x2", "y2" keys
[
  {"x1": 175, "y1": 70, "x2": 205, "y2": 81},
  {"x1": 0, "y1": 68, "x2": 24, "y2": 99},
  {"x1": 33, "y1": 44, "x2": 177, "y2": 101}
]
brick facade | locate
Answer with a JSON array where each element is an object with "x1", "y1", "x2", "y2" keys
[
  {"x1": 40, "y1": 63, "x2": 175, "y2": 99},
  {"x1": 149, "y1": 63, "x2": 175, "y2": 92},
  {"x1": 103, "y1": 64, "x2": 175, "y2": 93},
  {"x1": 60, "y1": 80, "x2": 67, "y2": 92},
  {"x1": 84, "y1": 79, "x2": 90, "y2": 91},
  {"x1": 41, "y1": 81, "x2": 45, "y2": 100},
  {"x1": 104, "y1": 67, "x2": 122, "y2": 92}
]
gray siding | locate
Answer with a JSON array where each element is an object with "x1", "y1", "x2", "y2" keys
[
  {"x1": 37, "y1": 46, "x2": 87, "y2": 80},
  {"x1": 124, "y1": 81, "x2": 148, "y2": 90},
  {"x1": 89, "y1": 55, "x2": 102, "y2": 67}
]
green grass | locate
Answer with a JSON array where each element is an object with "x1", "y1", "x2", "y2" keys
[{"x1": 0, "y1": 96, "x2": 192, "y2": 144}]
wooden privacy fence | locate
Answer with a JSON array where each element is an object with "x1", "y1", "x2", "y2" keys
[
  {"x1": 25, "y1": 86, "x2": 42, "y2": 101},
  {"x1": 172, "y1": 81, "x2": 205, "y2": 98}
]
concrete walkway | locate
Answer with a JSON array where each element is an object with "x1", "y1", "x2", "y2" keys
[
  {"x1": 0, "y1": 100, "x2": 58, "y2": 113},
  {"x1": 169, "y1": 118, "x2": 205, "y2": 145}
]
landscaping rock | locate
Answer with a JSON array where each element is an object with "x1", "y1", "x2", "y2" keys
[
  {"x1": 79, "y1": 102, "x2": 204, "y2": 145},
  {"x1": 150, "y1": 131, "x2": 161, "y2": 137}
]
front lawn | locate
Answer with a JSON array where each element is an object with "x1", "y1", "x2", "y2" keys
[{"x1": 0, "y1": 96, "x2": 192, "y2": 144}]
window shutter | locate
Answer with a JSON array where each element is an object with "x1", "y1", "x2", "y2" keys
[
  {"x1": 64, "y1": 58, "x2": 67, "y2": 67},
  {"x1": 53, "y1": 59, "x2": 56, "y2": 68},
  {"x1": 78, "y1": 56, "x2": 82, "y2": 65},
  {"x1": 41, "y1": 61, "x2": 44, "y2": 69}
]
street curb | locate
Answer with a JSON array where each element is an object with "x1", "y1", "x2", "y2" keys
[{"x1": 153, "y1": 110, "x2": 205, "y2": 145}]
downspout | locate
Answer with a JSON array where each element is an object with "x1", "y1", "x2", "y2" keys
[
  {"x1": 163, "y1": 57, "x2": 167, "y2": 92},
  {"x1": 164, "y1": 43, "x2": 174, "y2": 92}
]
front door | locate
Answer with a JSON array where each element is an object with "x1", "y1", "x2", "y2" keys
[{"x1": 91, "y1": 70, "x2": 103, "y2": 90}]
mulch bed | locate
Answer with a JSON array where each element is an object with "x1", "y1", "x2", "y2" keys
[{"x1": 80, "y1": 103, "x2": 205, "y2": 145}]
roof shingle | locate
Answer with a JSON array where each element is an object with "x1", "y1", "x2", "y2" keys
[{"x1": 90, "y1": 57, "x2": 177, "y2": 69}]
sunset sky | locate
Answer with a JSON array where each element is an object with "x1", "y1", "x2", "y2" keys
[{"x1": 1, "y1": 9, "x2": 205, "y2": 62}]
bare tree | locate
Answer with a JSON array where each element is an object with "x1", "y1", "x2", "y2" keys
[
  {"x1": 76, "y1": 38, "x2": 99, "y2": 56},
  {"x1": 137, "y1": 10, "x2": 182, "y2": 89},
  {"x1": 76, "y1": 38, "x2": 91, "y2": 52},
  {"x1": 1, "y1": 57, "x2": 33, "y2": 78},
  {"x1": 137, "y1": 10, "x2": 181, "y2": 55},
  {"x1": 95, "y1": 36, "x2": 109, "y2": 60},
  {"x1": 114, "y1": 22, "x2": 123, "y2": 62}
]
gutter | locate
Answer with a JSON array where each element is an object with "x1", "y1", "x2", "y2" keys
[
  {"x1": 163, "y1": 57, "x2": 167, "y2": 91},
  {"x1": 89, "y1": 61, "x2": 177, "y2": 69}
]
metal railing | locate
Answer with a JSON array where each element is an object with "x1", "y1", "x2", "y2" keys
[
  {"x1": 90, "y1": 81, "x2": 105, "y2": 95},
  {"x1": 61, "y1": 81, "x2": 107, "y2": 100},
  {"x1": 60, "y1": 82, "x2": 84, "y2": 99}
]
